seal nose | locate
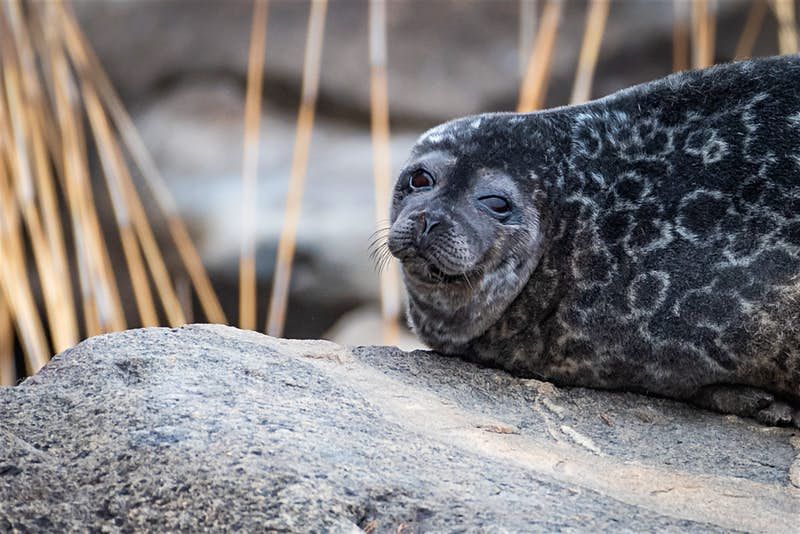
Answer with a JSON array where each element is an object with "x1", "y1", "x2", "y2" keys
[{"x1": 415, "y1": 212, "x2": 440, "y2": 241}]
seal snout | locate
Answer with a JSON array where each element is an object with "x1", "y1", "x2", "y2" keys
[
  {"x1": 388, "y1": 207, "x2": 472, "y2": 282},
  {"x1": 387, "y1": 209, "x2": 447, "y2": 261}
]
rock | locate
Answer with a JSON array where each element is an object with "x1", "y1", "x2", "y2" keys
[
  {"x1": 1, "y1": 325, "x2": 798, "y2": 531},
  {"x1": 74, "y1": 0, "x2": 764, "y2": 122}
]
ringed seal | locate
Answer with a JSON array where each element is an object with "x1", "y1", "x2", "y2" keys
[{"x1": 384, "y1": 55, "x2": 800, "y2": 426}]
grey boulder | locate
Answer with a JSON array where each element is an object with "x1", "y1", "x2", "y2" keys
[{"x1": 1, "y1": 325, "x2": 798, "y2": 531}]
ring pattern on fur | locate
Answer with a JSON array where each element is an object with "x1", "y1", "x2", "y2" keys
[{"x1": 399, "y1": 56, "x2": 800, "y2": 403}]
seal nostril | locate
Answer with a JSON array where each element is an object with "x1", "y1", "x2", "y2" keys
[
  {"x1": 424, "y1": 219, "x2": 440, "y2": 236},
  {"x1": 415, "y1": 212, "x2": 440, "y2": 239}
]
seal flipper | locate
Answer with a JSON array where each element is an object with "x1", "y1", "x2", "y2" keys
[
  {"x1": 690, "y1": 384, "x2": 798, "y2": 428},
  {"x1": 753, "y1": 400, "x2": 795, "y2": 427}
]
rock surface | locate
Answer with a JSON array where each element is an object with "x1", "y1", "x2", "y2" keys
[{"x1": 1, "y1": 325, "x2": 798, "y2": 531}]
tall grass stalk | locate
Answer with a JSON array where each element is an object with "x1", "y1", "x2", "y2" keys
[
  {"x1": 735, "y1": 0, "x2": 768, "y2": 59},
  {"x1": 0, "y1": 295, "x2": 13, "y2": 386},
  {"x1": 239, "y1": 0, "x2": 269, "y2": 332},
  {"x1": 58, "y1": 6, "x2": 227, "y2": 325},
  {"x1": 570, "y1": 0, "x2": 609, "y2": 104},
  {"x1": 673, "y1": 0, "x2": 690, "y2": 71},
  {"x1": 517, "y1": 0, "x2": 563, "y2": 112},
  {"x1": 369, "y1": 0, "x2": 401, "y2": 344},
  {"x1": 771, "y1": 0, "x2": 799, "y2": 54},
  {"x1": 518, "y1": 1, "x2": 538, "y2": 80},
  {"x1": 266, "y1": 0, "x2": 328, "y2": 337},
  {"x1": 0, "y1": 0, "x2": 227, "y2": 379},
  {"x1": 691, "y1": 0, "x2": 716, "y2": 68}
]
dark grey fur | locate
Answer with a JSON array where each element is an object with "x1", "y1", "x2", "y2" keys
[{"x1": 387, "y1": 55, "x2": 800, "y2": 426}]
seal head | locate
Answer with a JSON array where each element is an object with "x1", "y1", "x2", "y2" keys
[{"x1": 388, "y1": 115, "x2": 554, "y2": 353}]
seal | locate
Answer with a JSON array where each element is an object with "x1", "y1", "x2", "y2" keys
[{"x1": 383, "y1": 55, "x2": 800, "y2": 427}]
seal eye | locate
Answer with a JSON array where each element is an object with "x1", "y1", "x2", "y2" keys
[
  {"x1": 409, "y1": 169, "x2": 434, "y2": 191},
  {"x1": 480, "y1": 195, "x2": 511, "y2": 215}
]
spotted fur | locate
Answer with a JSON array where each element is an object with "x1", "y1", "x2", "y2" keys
[{"x1": 392, "y1": 56, "x2": 800, "y2": 410}]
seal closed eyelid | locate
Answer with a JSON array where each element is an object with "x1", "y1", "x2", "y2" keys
[{"x1": 478, "y1": 195, "x2": 512, "y2": 215}]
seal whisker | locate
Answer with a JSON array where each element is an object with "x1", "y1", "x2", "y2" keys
[
  {"x1": 370, "y1": 244, "x2": 394, "y2": 274},
  {"x1": 378, "y1": 251, "x2": 394, "y2": 274},
  {"x1": 368, "y1": 236, "x2": 389, "y2": 251},
  {"x1": 462, "y1": 273, "x2": 474, "y2": 291},
  {"x1": 368, "y1": 227, "x2": 391, "y2": 240}
]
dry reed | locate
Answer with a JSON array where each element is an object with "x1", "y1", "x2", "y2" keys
[
  {"x1": 6, "y1": 2, "x2": 79, "y2": 352},
  {"x1": 0, "y1": 131, "x2": 50, "y2": 374},
  {"x1": 369, "y1": 0, "x2": 401, "y2": 344},
  {"x1": 570, "y1": 0, "x2": 609, "y2": 104},
  {"x1": 46, "y1": 3, "x2": 128, "y2": 335},
  {"x1": 771, "y1": 0, "x2": 799, "y2": 54},
  {"x1": 673, "y1": 0, "x2": 690, "y2": 71},
  {"x1": 0, "y1": 0, "x2": 225, "y2": 379},
  {"x1": 735, "y1": 0, "x2": 768, "y2": 59},
  {"x1": 517, "y1": 0, "x2": 563, "y2": 112},
  {"x1": 0, "y1": 295, "x2": 13, "y2": 385},
  {"x1": 266, "y1": 0, "x2": 328, "y2": 337},
  {"x1": 691, "y1": 0, "x2": 716, "y2": 68},
  {"x1": 519, "y1": 1, "x2": 538, "y2": 79},
  {"x1": 59, "y1": 9, "x2": 227, "y2": 325},
  {"x1": 78, "y1": 61, "x2": 160, "y2": 327},
  {"x1": 240, "y1": 0, "x2": 269, "y2": 332}
]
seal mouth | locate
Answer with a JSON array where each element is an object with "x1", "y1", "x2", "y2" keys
[
  {"x1": 424, "y1": 263, "x2": 463, "y2": 283},
  {"x1": 401, "y1": 253, "x2": 477, "y2": 286}
]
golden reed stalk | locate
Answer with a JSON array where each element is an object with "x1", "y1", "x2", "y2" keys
[
  {"x1": 0, "y1": 0, "x2": 226, "y2": 380},
  {"x1": 49, "y1": 14, "x2": 127, "y2": 335},
  {"x1": 673, "y1": 0, "x2": 690, "y2": 71},
  {"x1": 240, "y1": 0, "x2": 269, "y2": 331},
  {"x1": 369, "y1": 0, "x2": 401, "y2": 344},
  {"x1": 266, "y1": 0, "x2": 328, "y2": 337},
  {"x1": 691, "y1": 0, "x2": 715, "y2": 68},
  {"x1": 3, "y1": 13, "x2": 69, "y2": 354},
  {"x1": 771, "y1": 0, "x2": 799, "y2": 54},
  {"x1": 0, "y1": 294, "x2": 13, "y2": 385},
  {"x1": 58, "y1": 7, "x2": 227, "y2": 325},
  {"x1": 735, "y1": 0, "x2": 768, "y2": 59},
  {"x1": 517, "y1": 0, "x2": 563, "y2": 112},
  {"x1": 570, "y1": 0, "x2": 610, "y2": 105},
  {"x1": 57, "y1": 1, "x2": 185, "y2": 328},
  {"x1": 519, "y1": 1, "x2": 538, "y2": 79},
  {"x1": 0, "y1": 140, "x2": 49, "y2": 374}
]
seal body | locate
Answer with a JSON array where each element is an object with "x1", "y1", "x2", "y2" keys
[{"x1": 388, "y1": 56, "x2": 800, "y2": 412}]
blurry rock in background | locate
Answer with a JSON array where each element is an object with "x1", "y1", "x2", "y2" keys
[
  {"x1": 325, "y1": 305, "x2": 426, "y2": 350},
  {"x1": 72, "y1": 0, "x2": 782, "y2": 340}
]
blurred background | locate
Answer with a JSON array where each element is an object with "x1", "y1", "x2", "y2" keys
[{"x1": 0, "y1": 0, "x2": 797, "y2": 382}]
